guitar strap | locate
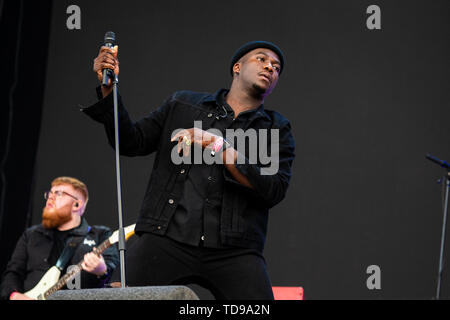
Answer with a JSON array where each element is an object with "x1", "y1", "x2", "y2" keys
[{"x1": 55, "y1": 227, "x2": 91, "y2": 271}]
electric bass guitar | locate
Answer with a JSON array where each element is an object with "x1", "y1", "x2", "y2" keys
[{"x1": 24, "y1": 224, "x2": 136, "y2": 300}]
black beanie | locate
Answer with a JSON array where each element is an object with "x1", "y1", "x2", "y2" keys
[{"x1": 230, "y1": 41, "x2": 285, "y2": 76}]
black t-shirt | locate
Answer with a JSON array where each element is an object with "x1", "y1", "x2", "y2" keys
[{"x1": 48, "y1": 229, "x2": 74, "y2": 268}]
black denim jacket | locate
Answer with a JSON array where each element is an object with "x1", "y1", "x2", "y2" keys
[{"x1": 82, "y1": 88, "x2": 295, "y2": 252}]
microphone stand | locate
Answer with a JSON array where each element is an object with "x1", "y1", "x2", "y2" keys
[
  {"x1": 426, "y1": 154, "x2": 450, "y2": 299},
  {"x1": 111, "y1": 72, "x2": 127, "y2": 288},
  {"x1": 436, "y1": 173, "x2": 450, "y2": 300}
]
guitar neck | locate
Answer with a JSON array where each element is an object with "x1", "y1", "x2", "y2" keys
[{"x1": 43, "y1": 238, "x2": 112, "y2": 299}]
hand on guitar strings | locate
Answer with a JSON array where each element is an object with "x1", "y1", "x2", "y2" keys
[{"x1": 81, "y1": 249, "x2": 107, "y2": 277}]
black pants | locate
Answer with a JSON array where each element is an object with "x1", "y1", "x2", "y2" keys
[{"x1": 118, "y1": 232, "x2": 274, "y2": 300}]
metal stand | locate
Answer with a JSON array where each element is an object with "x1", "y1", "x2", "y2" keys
[
  {"x1": 426, "y1": 154, "x2": 450, "y2": 299},
  {"x1": 436, "y1": 173, "x2": 450, "y2": 299},
  {"x1": 111, "y1": 74, "x2": 127, "y2": 288}
]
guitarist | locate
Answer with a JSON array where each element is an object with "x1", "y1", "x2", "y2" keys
[{"x1": 0, "y1": 177, "x2": 119, "y2": 300}]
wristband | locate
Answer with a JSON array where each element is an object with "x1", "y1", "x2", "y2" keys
[
  {"x1": 211, "y1": 138, "x2": 224, "y2": 156},
  {"x1": 9, "y1": 291, "x2": 19, "y2": 300}
]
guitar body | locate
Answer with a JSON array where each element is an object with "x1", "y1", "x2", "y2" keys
[{"x1": 25, "y1": 266, "x2": 61, "y2": 300}]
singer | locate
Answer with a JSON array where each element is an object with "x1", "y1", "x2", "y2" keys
[{"x1": 81, "y1": 40, "x2": 295, "y2": 299}]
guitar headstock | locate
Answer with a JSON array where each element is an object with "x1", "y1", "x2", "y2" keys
[{"x1": 109, "y1": 224, "x2": 136, "y2": 244}]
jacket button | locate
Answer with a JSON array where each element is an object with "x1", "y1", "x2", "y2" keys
[
  {"x1": 168, "y1": 199, "x2": 174, "y2": 204},
  {"x1": 180, "y1": 169, "x2": 186, "y2": 174},
  {"x1": 157, "y1": 226, "x2": 161, "y2": 230},
  {"x1": 208, "y1": 113, "x2": 213, "y2": 118}
]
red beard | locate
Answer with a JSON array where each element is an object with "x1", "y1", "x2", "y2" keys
[{"x1": 41, "y1": 204, "x2": 73, "y2": 229}]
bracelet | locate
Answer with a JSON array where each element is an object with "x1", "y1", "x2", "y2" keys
[
  {"x1": 211, "y1": 138, "x2": 224, "y2": 156},
  {"x1": 9, "y1": 291, "x2": 19, "y2": 300}
]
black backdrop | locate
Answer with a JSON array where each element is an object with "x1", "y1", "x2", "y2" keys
[
  {"x1": 0, "y1": 0, "x2": 52, "y2": 296},
  {"x1": 1, "y1": 0, "x2": 450, "y2": 299}
]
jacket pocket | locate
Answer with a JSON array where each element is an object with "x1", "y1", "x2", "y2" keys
[{"x1": 141, "y1": 186, "x2": 165, "y2": 219}]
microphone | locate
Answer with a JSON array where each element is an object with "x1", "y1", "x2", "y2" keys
[
  {"x1": 102, "y1": 31, "x2": 116, "y2": 86},
  {"x1": 426, "y1": 154, "x2": 450, "y2": 169}
]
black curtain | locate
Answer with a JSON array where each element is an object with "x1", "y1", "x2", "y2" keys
[{"x1": 0, "y1": 0, "x2": 53, "y2": 275}]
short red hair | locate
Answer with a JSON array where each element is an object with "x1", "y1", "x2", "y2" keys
[{"x1": 51, "y1": 176, "x2": 89, "y2": 204}]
